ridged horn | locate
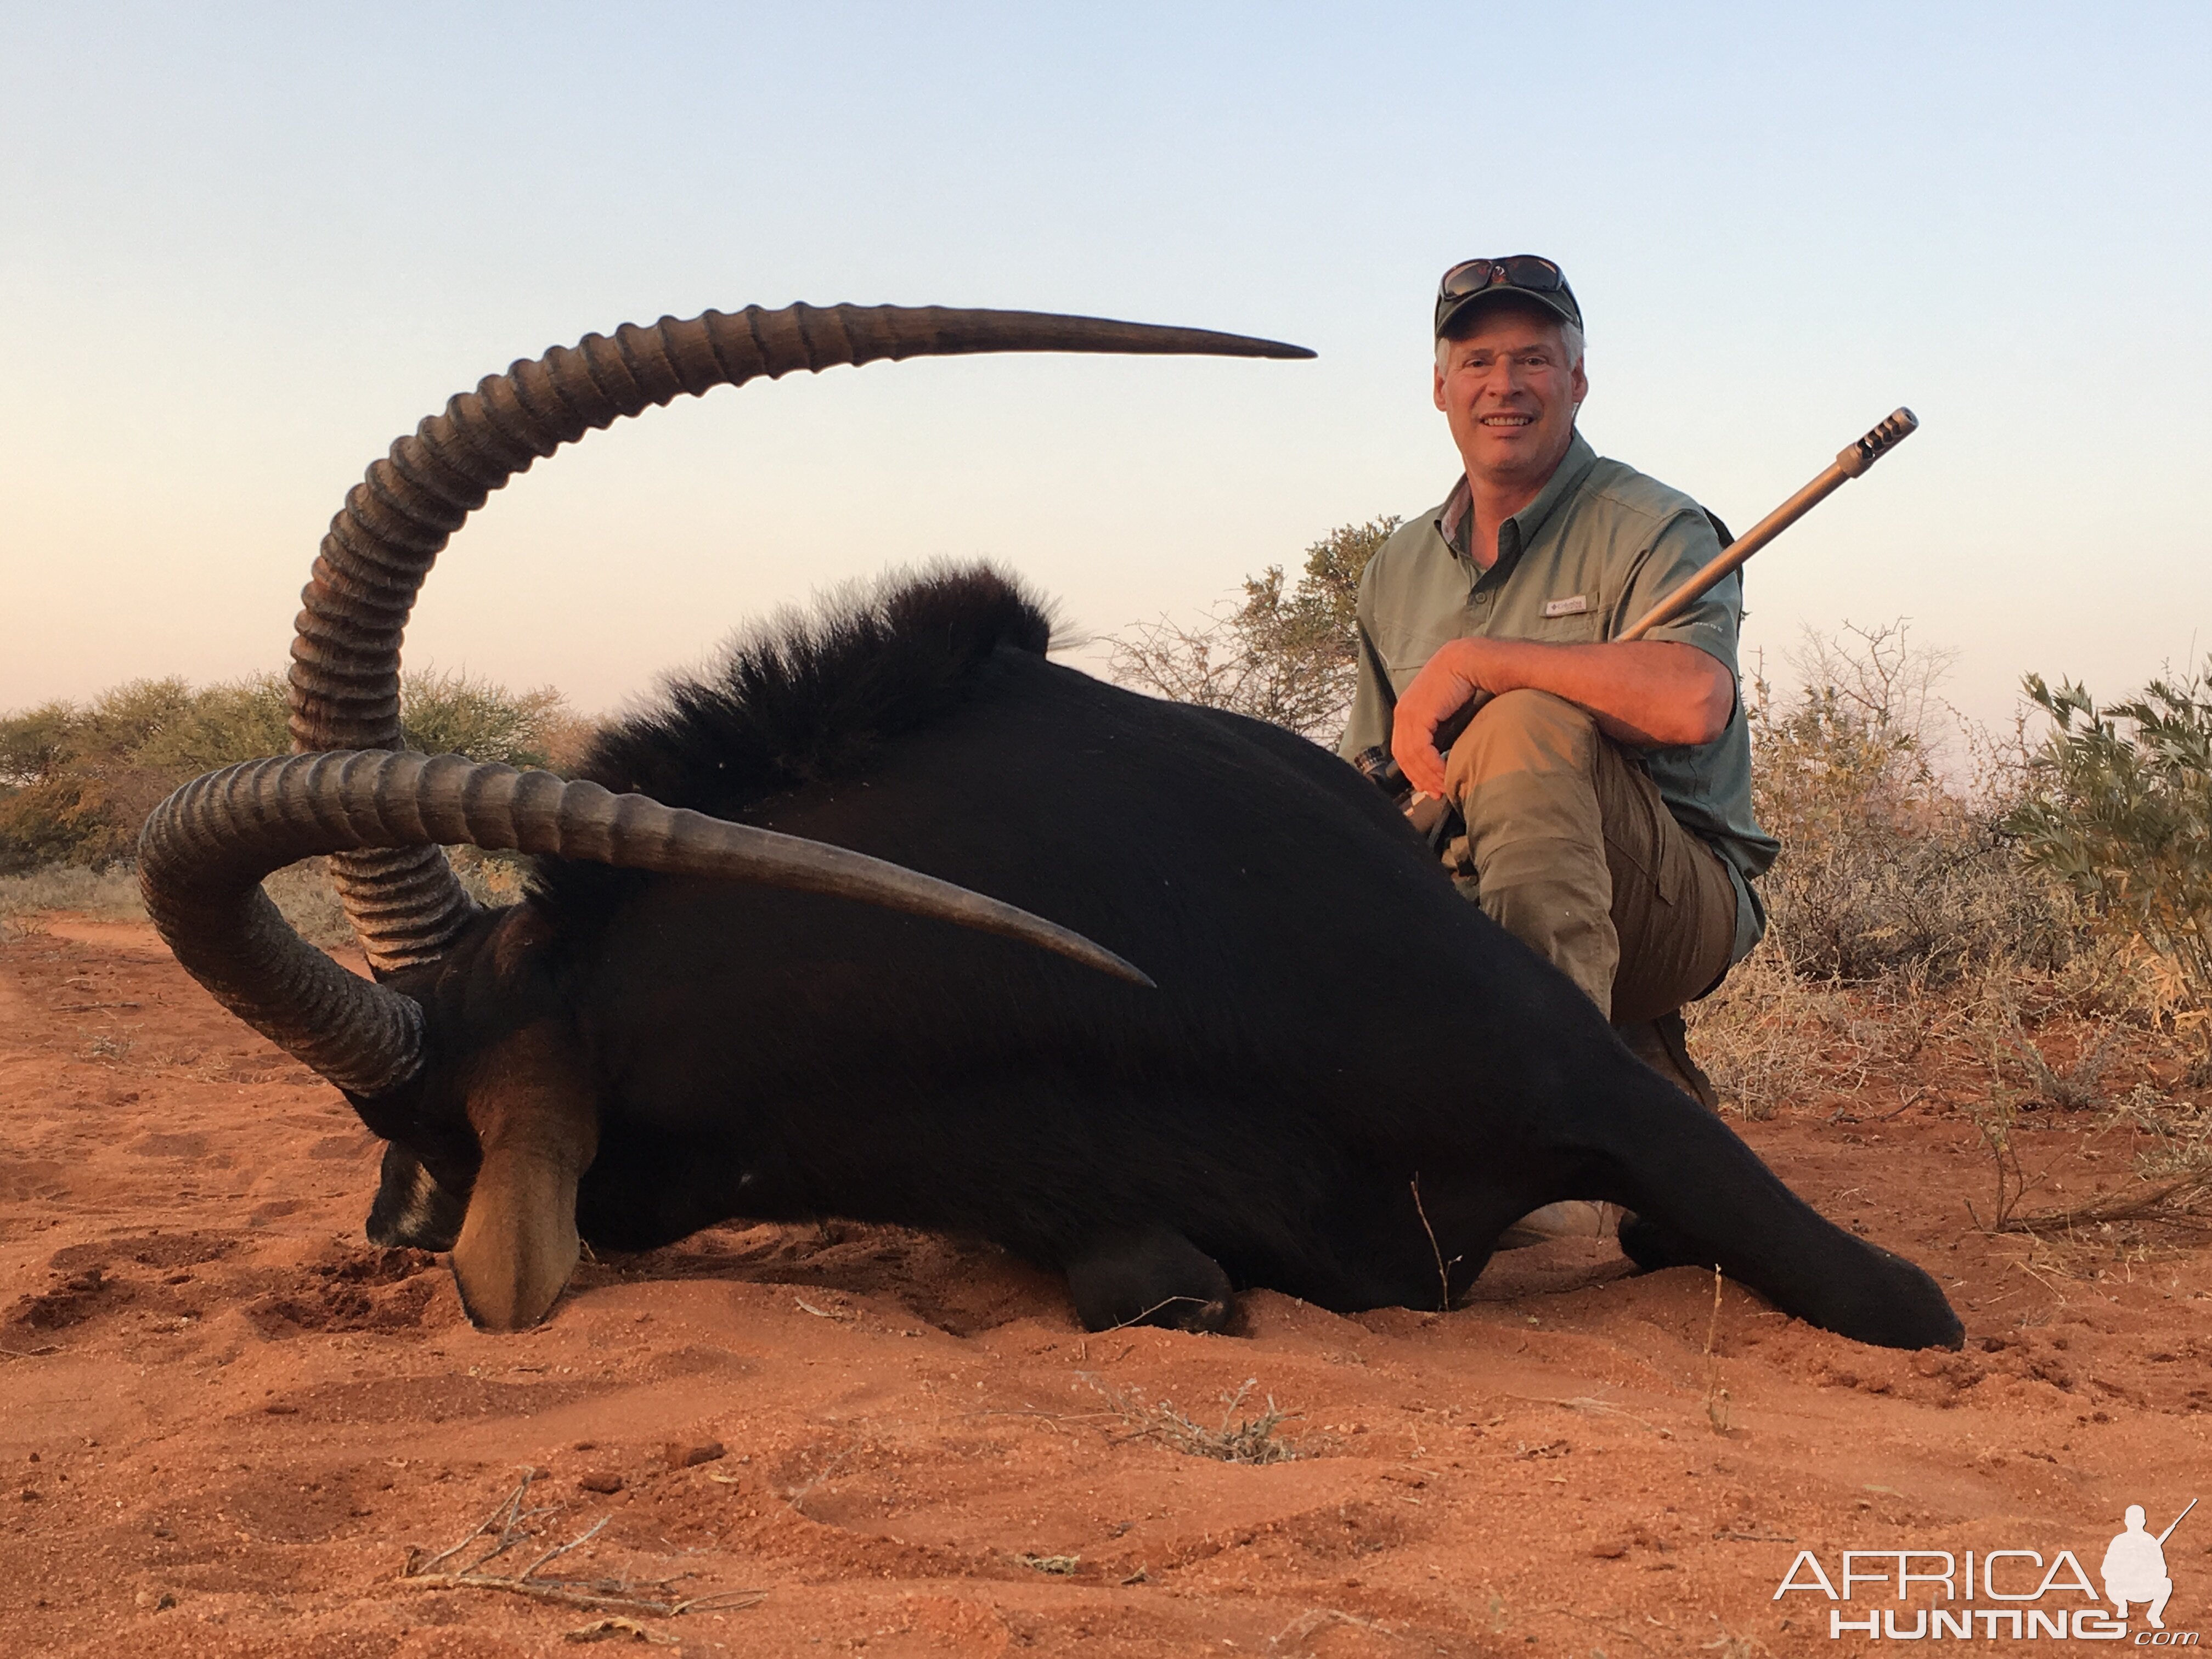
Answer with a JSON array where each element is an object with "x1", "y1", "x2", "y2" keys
[
  {"x1": 140, "y1": 751, "x2": 1155, "y2": 1098},
  {"x1": 289, "y1": 304, "x2": 1315, "y2": 975}
]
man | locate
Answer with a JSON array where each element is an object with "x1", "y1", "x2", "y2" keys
[
  {"x1": 1341, "y1": 255, "x2": 1777, "y2": 1131},
  {"x1": 2102, "y1": 1505, "x2": 2177, "y2": 1629}
]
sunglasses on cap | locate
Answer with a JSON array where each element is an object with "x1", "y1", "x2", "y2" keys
[{"x1": 1437, "y1": 255, "x2": 1567, "y2": 301}]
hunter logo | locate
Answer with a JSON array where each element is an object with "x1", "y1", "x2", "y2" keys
[
  {"x1": 2109, "y1": 1503, "x2": 2196, "y2": 1632},
  {"x1": 1772, "y1": 1500, "x2": 2198, "y2": 1641}
]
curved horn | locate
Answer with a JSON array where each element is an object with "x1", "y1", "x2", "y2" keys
[
  {"x1": 290, "y1": 304, "x2": 1315, "y2": 974},
  {"x1": 141, "y1": 750, "x2": 1155, "y2": 1097}
]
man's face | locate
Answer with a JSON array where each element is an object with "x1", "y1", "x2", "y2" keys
[{"x1": 1432, "y1": 302, "x2": 1587, "y2": 494}]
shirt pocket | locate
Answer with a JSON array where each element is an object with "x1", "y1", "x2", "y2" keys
[
  {"x1": 1381, "y1": 614, "x2": 1477, "y2": 685},
  {"x1": 1514, "y1": 584, "x2": 1608, "y2": 643}
]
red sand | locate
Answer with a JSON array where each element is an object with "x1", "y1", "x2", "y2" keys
[{"x1": 4, "y1": 915, "x2": 2209, "y2": 1656}]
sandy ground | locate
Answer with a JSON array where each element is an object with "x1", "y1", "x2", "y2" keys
[{"x1": 3, "y1": 914, "x2": 2210, "y2": 1658}]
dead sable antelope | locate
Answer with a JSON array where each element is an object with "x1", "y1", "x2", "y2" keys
[{"x1": 140, "y1": 302, "x2": 1964, "y2": 1351}]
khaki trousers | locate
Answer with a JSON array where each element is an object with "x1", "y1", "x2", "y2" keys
[{"x1": 1441, "y1": 689, "x2": 1736, "y2": 1024}]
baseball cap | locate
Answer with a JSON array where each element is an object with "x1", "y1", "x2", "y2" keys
[{"x1": 1434, "y1": 255, "x2": 1583, "y2": 339}]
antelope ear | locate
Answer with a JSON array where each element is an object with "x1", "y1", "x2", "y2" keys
[
  {"x1": 445, "y1": 1022, "x2": 598, "y2": 1331},
  {"x1": 449, "y1": 1142, "x2": 584, "y2": 1330}
]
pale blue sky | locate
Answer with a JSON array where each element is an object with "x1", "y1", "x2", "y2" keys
[{"x1": 5, "y1": 3, "x2": 2208, "y2": 730}]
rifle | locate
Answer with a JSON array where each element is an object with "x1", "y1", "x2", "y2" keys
[{"x1": 2157, "y1": 1498, "x2": 2197, "y2": 1546}]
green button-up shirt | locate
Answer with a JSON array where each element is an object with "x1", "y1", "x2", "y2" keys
[{"x1": 1340, "y1": 431, "x2": 1778, "y2": 962}]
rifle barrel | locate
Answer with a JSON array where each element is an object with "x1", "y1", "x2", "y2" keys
[
  {"x1": 1619, "y1": 408, "x2": 1918, "y2": 644},
  {"x1": 2157, "y1": 1497, "x2": 2197, "y2": 1545}
]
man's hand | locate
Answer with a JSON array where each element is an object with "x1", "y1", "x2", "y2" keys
[
  {"x1": 1390, "y1": 636, "x2": 1735, "y2": 798},
  {"x1": 1390, "y1": 640, "x2": 1494, "y2": 797}
]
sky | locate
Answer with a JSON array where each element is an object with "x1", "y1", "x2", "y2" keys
[{"x1": 4, "y1": 2, "x2": 2208, "y2": 736}]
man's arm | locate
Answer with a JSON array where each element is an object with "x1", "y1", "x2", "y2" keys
[{"x1": 1390, "y1": 636, "x2": 1733, "y2": 798}]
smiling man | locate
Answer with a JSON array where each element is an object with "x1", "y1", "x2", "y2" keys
[{"x1": 1341, "y1": 256, "x2": 1777, "y2": 1154}]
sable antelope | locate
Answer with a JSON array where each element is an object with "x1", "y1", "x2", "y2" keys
[{"x1": 139, "y1": 304, "x2": 1962, "y2": 1350}]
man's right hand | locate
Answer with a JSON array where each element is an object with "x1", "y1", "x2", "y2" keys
[{"x1": 1390, "y1": 639, "x2": 1492, "y2": 798}]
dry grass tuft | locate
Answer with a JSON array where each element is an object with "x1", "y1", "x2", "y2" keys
[
  {"x1": 1686, "y1": 627, "x2": 2212, "y2": 1132},
  {"x1": 1077, "y1": 1373, "x2": 1301, "y2": 1464},
  {"x1": 2116, "y1": 1085, "x2": 2212, "y2": 1180},
  {"x1": 0, "y1": 851, "x2": 528, "y2": 950},
  {"x1": 1684, "y1": 942, "x2": 1930, "y2": 1119},
  {"x1": 1967, "y1": 982, "x2": 2120, "y2": 1111},
  {"x1": 0, "y1": 864, "x2": 145, "y2": 936},
  {"x1": 1997, "y1": 1084, "x2": 2212, "y2": 1235},
  {"x1": 564, "y1": 1616, "x2": 679, "y2": 1645}
]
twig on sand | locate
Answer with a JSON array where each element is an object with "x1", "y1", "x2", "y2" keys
[
  {"x1": 1874, "y1": 1086, "x2": 1928, "y2": 1122},
  {"x1": 565, "y1": 1615, "x2": 680, "y2": 1645},
  {"x1": 1702, "y1": 1268, "x2": 1731, "y2": 1435},
  {"x1": 1409, "y1": 1175, "x2": 1461, "y2": 1312},
  {"x1": 2008, "y1": 1254, "x2": 2070, "y2": 1307},
  {"x1": 1546, "y1": 1396, "x2": 1673, "y2": 1438},
  {"x1": 1268, "y1": 1607, "x2": 1392, "y2": 1652},
  {"x1": 1101, "y1": 1295, "x2": 1214, "y2": 1333},
  {"x1": 400, "y1": 1469, "x2": 762, "y2": 1618},
  {"x1": 785, "y1": 1446, "x2": 855, "y2": 1516},
  {"x1": 0, "y1": 1344, "x2": 64, "y2": 1362},
  {"x1": 2001, "y1": 1170, "x2": 2212, "y2": 1234}
]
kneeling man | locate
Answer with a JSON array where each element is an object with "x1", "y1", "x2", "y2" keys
[
  {"x1": 1341, "y1": 256, "x2": 1778, "y2": 1186},
  {"x1": 2102, "y1": 1505, "x2": 2175, "y2": 1628}
]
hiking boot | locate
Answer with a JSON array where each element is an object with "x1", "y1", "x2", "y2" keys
[{"x1": 1614, "y1": 1008, "x2": 1719, "y2": 1111}]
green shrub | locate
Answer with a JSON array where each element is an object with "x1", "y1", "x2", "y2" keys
[
  {"x1": 128, "y1": 674, "x2": 292, "y2": 775},
  {"x1": 0, "y1": 681, "x2": 200, "y2": 870},
  {"x1": 0, "y1": 863, "x2": 148, "y2": 933},
  {"x1": 1108, "y1": 517, "x2": 1397, "y2": 744},
  {"x1": 393, "y1": 670, "x2": 577, "y2": 771},
  {"x1": 0, "y1": 670, "x2": 589, "y2": 873},
  {"x1": 2009, "y1": 664, "x2": 2212, "y2": 1051}
]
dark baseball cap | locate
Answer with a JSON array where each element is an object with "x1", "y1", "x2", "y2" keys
[{"x1": 1434, "y1": 255, "x2": 1583, "y2": 340}]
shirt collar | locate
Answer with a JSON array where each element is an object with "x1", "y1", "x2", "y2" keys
[{"x1": 1435, "y1": 430, "x2": 1600, "y2": 567}]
